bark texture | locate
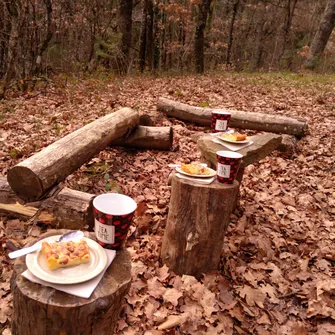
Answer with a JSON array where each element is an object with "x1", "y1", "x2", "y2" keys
[
  {"x1": 11, "y1": 230, "x2": 132, "y2": 335},
  {"x1": 161, "y1": 175, "x2": 238, "y2": 278},
  {"x1": 112, "y1": 126, "x2": 173, "y2": 150},
  {"x1": 194, "y1": 0, "x2": 213, "y2": 73},
  {"x1": 7, "y1": 108, "x2": 139, "y2": 201},
  {"x1": 305, "y1": 0, "x2": 335, "y2": 68},
  {"x1": 0, "y1": 177, "x2": 94, "y2": 230},
  {"x1": 157, "y1": 97, "x2": 308, "y2": 137}
]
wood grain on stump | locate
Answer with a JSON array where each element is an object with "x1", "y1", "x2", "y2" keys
[
  {"x1": 161, "y1": 175, "x2": 238, "y2": 278},
  {"x1": 11, "y1": 230, "x2": 131, "y2": 335}
]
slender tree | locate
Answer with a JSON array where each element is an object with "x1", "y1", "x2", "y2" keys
[
  {"x1": 226, "y1": 0, "x2": 240, "y2": 67},
  {"x1": 118, "y1": 0, "x2": 133, "y2": 73},
  {"x1": 305, "y1": 0, "x2": 335, "y2": 68},
  {"x1": 194, "y1": 0, "x2": 213, "y2": 73}
]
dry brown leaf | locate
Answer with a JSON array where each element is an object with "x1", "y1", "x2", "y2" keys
[
  {"x1": 162, "y1": 288, "x2": 183, "y2": 307},
  {"x1": 237, "y1": 285, "x2": 266, "y2": 308}
]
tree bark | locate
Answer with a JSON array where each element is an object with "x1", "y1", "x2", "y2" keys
[
  {"x1": 278, "y1": 0, "x2": 299, "y2": 66},
  {"x1": 112, "y1": 126, "x2": 173, "y2": 150},
  {"x1": 157, "y1": 97, "x2": 308, "y2": 137},
  {"x1": 7, "y1": 108, "x2": 139, "y2": 202},
  {"x1": 34, "y1": 0, "x2": 53, "y2": 74},
  {"x1": 161, "y1": 174, "x2": 238, "y2": 278},
  {"x1": 139, "y1": 3, "x2": 147, "y2": 73},
  {"x1": 226, "y1": 0, "x2": 240, "y2": 67},
  {"x1": 0, "y1": 177, "x2": 95, "y2": 230},
  {"x1": 11, "y1": 230, "x2": 131, "y2": 335},
  {"x1": 118, "y1": 0, "x2": 133, "y2": 73},
  {"x1": 194, "y1": 0, "x2": 213, "y2": 73},
  {"x1": 0, "y1": 0, "x2": 21, "y2": 99},
  {"x1": 305, "y1": 0, "x2": 335, "y2": 68}
]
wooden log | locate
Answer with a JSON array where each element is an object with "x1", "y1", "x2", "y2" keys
[
  {"x1": 161, "y1": 174, "x2": 239, "y2": 278},
  {"x1": 112, "y1": 125, "x2": 173, "y2": 150},
  {"x1": 11, "y1": 230, "x2": 132, "y2": 335},
  {"x1": 7, "y1": 108, "x2": 139, "y2": 201},
  {"x1": 0, "y1": 177, "x2": 94, "y2": 230},
  {"x1": 197, "y1": 133, "x2": 282, "y2": 169},
  {"x1": 157, "y1": 97, "x2": 308, "y2": 137}
]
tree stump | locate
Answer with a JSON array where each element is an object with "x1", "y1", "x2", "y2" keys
[
  {"x1": 10, "y1": 230, "x2": 131, "y2": 335},
  {"x1": 161, "y1": 174, "x2": 239, "y2": 278}
]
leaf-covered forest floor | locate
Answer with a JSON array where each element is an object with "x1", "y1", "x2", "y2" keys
[{"x1": 0, "y1": 73, "x2": 334, "y2": 335}]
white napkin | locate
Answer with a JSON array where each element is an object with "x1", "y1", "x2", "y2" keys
[
  {"x1": 212, "y1": 138, "x2": 253, "y2": 151},
  {"x1": 175, "y1": 172, "x2": 215, "y2": 184},
  {"x1": 22, "y1": 249, "x2": 116, "y2": 299}
]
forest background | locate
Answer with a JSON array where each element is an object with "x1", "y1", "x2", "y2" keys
[{"x1": 1, "y1": 0, "x2": 335, "y2": 98}]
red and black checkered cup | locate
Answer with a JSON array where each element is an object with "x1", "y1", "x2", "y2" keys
[
  {"x1": 216, "y1": 150, "x2": 243, "y2": 184},
  {"x1": 93, "y1": 193, "x2": 137, "y2": 250},
  {"x1": 211, "y1": 111, "x2": 231, "y2": 133}
]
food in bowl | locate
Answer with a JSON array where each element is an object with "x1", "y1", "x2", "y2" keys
[
  {"x1": 41, "y1": 240, "x2": 90, "y2": 270},
  {"x1": 181, "y1": 163, "x2": 211, "y2": 175},
  {"x1": 220, "y1": 132, "x2": 247, "y2": 141}
]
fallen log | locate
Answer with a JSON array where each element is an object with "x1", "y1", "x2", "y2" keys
[
  {"x1": 112, "y1": 125, "x2": 173, "y2": 150},
  {"x1": 157, "y1": 97, "x2": 308, "y2": 137},
  {"x1": 0, "y1": 177, "x2": 94, "y2": 230},
  {"x1": 7, "y1": 108, "x2": 139, "y2": 201}
]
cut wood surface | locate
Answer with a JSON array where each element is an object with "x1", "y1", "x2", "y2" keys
[
  {"x1": 0, "y1": 203, "x2": 56, "y2": 225},
  {"x1": 161, "y1": 174, "x2": 238, "y2": 278},
  {"x1": 112, "y1": 125, "x2": 173, "y2": 150},
  {"x1": 7, "y1": 108, "x2": 139, "y2": 201},
  {"x1": 157, "y1": 97, "x2": 308, "y2": 137},
  {"x1": 197, "y1": 133, "x2": 282, "y2": 169},
  {"x1": 11, "y1": 230, "x2": 132, "y2": 335},
  {"x1": 0, "y1": 177, "x2": 94, "y2": 230}
]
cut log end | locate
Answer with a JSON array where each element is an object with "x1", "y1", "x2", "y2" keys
[{"x1": 7, "y1": 167, "x2": 43, "y2": 202}]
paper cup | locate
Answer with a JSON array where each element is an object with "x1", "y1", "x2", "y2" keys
[
  {"x1": 216, "y1": 150, "x2": 243, "y2": 184},
  {"x1": 211, "y1": 111, "x2": 231, "y2": 133},
  {"x1": 93, "y1": 193, "x2": 137, "y2": 250}
]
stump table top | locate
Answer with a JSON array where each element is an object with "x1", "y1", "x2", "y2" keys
[
  {"x1": 11, "y1": 229, "x2": 131, "y2": 307},
  {"x1": 197, "y1": 132, "x2": 282, "y2": 168}
]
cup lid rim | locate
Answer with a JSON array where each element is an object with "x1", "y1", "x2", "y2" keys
[
  {"x1": 93, "y1": 193, "x2": 137, "y2": 215},
  {"x1": 216, "y1": 150, "x2": 243, "y2": 159},
  {"x1": 212, "y1": 110, "x2": 231, "y2": 115}
]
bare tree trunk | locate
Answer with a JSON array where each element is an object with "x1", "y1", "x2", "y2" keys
[
  {"x1": 118, "y1": 0, "x2": 133, "y2": 74},
  {"x1": 226, "y1": 0, "x2": 240, "y2": 67},
  {"x1": 194, "y1": 0, "x2": 213, "y2": 73},
  {"x1": 34, "y1": 0, "x2": 53, "y2": 74},
  {"x1": 277, "y1": 0, "x2": 298, "y2": 66},
  {"x1": 251, "y1": 3, "x2": 266, "y2": 71},
  {"x1": 139, "y1": 4, "x2": 147, "y2": 72},
  {"x1": 146, "y1": 0, "x2": 154, "y2": 71},
  {"x1": 0, "y1": 0, "x2": 21, "y2": 99},
  {"x1": 305, "y1": 0, "x2": 335, "y2": 69}
]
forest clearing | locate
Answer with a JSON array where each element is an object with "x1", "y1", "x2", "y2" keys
[{"x1": 0, "y1": 72, "x2": 334, "y2": 334}]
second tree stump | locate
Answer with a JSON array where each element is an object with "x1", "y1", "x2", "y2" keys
[{"x1": 161, "y1": 174, "x2": 239, "y2": 278}]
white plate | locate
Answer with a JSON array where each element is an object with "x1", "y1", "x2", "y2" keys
[
  {"x1": 26, "y1": 236, "x2": 108, "y2": 284},
  {"x1": 175, "y1": 166, "x2": 217, "y2": 178},
  {"x1": 217, "y1": 135, "x2": 250, "y2": 144}
]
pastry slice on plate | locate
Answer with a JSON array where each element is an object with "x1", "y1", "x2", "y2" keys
[{"x1": 41, "y1": 240, "x2": 90, "y2": 270}]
